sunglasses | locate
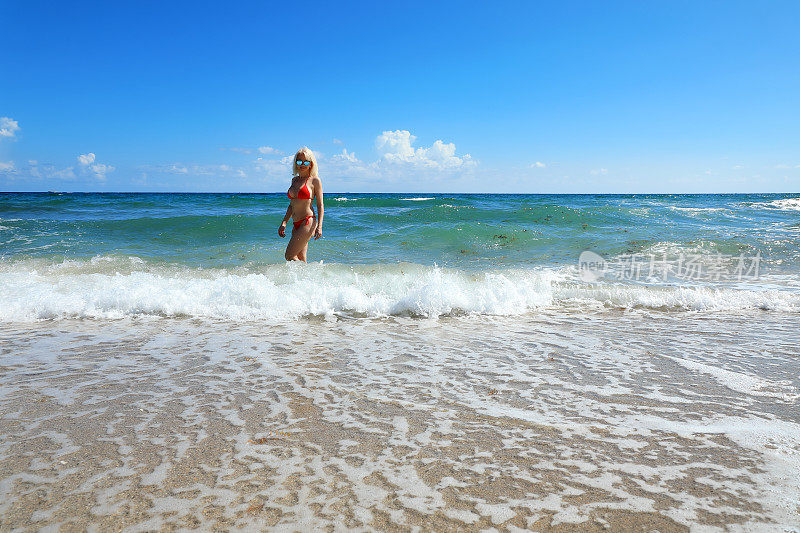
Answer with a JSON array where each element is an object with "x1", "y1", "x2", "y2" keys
[{"x1": 296, "y1": 160, "x2": 311, "y2": 166}]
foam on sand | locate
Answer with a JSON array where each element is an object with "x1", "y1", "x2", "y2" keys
[{"x1": 2, "y1": 311, "x2": 797, "y2": 530}]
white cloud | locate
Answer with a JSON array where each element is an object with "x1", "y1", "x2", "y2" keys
[
  {"x1": 223, "y1": 146, "x2": 281, "y2": 156},
  {"x1": 590, "y1": 168, "x2": 608, "y2": 175},
  {"x1": 0, "y1": 117, "x2": 20, "y2": 140},
  {"x1": 169, "y1": 164, "x2": 189, "y2": 174},
  {"x1": 90, "y1": 163, "x2": 113, "y2": 180},
  {"x1": 283, "y1": 130, "x2": 478, "y2": 189},
  {"x1": 78, "y1": 153, "x2": 96, "y2": 166},
  {"x1": 0, "y1": 160, "x2": 80, "y2": 181},
  {"x1": 77, "y1": 153, "x2": 114, "y2": 180},
  {"x1": 530, "y1": 161, "x2": 546, "y2": 168},
  {"x1": 374, "y1": 130, "x2": 474, "y2": 170},
  {"x1": 331, "y1": 148, "x2": 359, "y2": 163},
  {"x1": 143, "y1": 162, "x2": 249, "y2": 180},
  {"x1": 324, "y1": 149, "x2": 371, "y2": 180},
  {"x1": 333, "y1": 138, "x2": 343, "y2": 145},
  {"x1": 254, "y1": 157, "x2": 289, "y2": 177},
  {"x1": 50, "y1": 166, "x2": 77, "y2": 180},
  {"x1": 376, "y1": 130, "x2": 416, "y2": 158}
]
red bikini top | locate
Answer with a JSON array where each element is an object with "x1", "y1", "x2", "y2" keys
[{"x1": 287, "y1": 178, "x2": 311, "y2": 200}]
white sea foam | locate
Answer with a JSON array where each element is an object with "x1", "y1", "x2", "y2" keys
[
  {"x1": 752, "y1": 197, "x2": 800, "y2": 211},
  {"x1": 666, "y1": 356, "x2": 800, "y2": 401},
  {"x1": 0, "y1": 217, "x2": 20, "y2": 231},
  {"x1": 1, "y1": 311, "x2": 799, "y2": 529},
  {"x1": 639, "y1": 239, "x2": 737, "y2": 257},
  {"x1": 666, "y1": 205, "x2": 728, "y2": 213},
  {"x1": 0, "y1": 257, "x2": 798, "y2": 322},
  {"x1": 400, "y1": 197, "x2": 434, "y2": 201}
]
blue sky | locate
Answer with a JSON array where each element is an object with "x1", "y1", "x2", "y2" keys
[{"x1": 1, "y1": 0, "x2": 799, "y2": 193}]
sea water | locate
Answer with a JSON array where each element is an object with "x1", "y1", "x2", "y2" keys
[{"x1": 1, "y1": 192, "x2": 799, "y2": 320}]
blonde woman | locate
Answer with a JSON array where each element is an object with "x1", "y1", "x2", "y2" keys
[{"x1": 279, "y1": 147, "x2": 324, "y2": 261}]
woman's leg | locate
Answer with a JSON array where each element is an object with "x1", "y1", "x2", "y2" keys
[
  {"x1": 284, "y1": 218, "x2": 315, "y2": 261},
  {"x1": 297, "y1": 218, "x2": 318, "y2": 262}
]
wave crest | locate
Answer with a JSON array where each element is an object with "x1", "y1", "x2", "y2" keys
[
  {"x1": 0, "y1": 257, "x2": 798, "y2": 322},
  {"x1": 752, "y1": 198, "x2": 800, "y2": 211}
]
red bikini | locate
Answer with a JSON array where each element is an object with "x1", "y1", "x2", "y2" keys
[
  {"x1": 287, "y1": 179, "x2": 312, "y2": 200},
  {"x1": 292, "y1": 215, "x2": 314, "y2": 230},
  {"x1": 288, "y1": 178, "x2": 314, "y2": 230}
]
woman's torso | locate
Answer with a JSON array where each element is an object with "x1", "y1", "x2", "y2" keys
[{"x1": 287, "y1": 176, "x2": 315, "y2": 219}]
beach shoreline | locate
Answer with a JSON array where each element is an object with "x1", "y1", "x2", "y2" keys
[{"x1": 1, "y1": 311, "x2": 798, "y2": 531}]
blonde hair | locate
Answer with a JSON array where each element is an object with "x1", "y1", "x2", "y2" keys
[{"x1": 292, "y1": 146, "x2": 319, "y2": 179}]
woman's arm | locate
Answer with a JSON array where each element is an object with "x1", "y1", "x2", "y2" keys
[
  {"x1": 278, "y1": 204, "x2": 292, "y2": 237},
  {"x1": 314, "y1": 178, "x2": 324, "y2": 239}
]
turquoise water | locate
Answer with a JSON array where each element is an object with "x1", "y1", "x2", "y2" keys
[
  {"x1": 1, "y1": 192, "x2": 799, "y2": 319},
  {"x1": 2, "y1": 192, "x2": 799, "y2": 268}
]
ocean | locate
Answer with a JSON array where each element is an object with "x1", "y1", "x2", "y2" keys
[
  {"x1": 1, "y1": 192, "x2": 799, "y2": 530},
  {"x1": 1, "y1": 192, "x2": 799, "y2": 319}
]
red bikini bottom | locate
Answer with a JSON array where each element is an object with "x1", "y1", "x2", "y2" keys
[{"x1": 292, "y1": 215, "x2": 314, "y2": 231}]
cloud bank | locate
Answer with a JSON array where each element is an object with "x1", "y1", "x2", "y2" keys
[
  {"x1": 374, "y1": 130, "x2": 474, "y2": 170},
  {"x1": 318, "y1": 130, "x2": 477, "y2": 187},
  {"x1": 152, "y1": 129, "x2": 478, "y2": 190}
]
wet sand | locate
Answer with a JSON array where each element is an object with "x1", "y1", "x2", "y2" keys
[{"x1": 1, "y1": 311, "x2": 798, "y2": 531}]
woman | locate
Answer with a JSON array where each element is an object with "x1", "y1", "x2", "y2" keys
[{"x1": 279, "y1": 146, "x2": 324, "y2": 261}]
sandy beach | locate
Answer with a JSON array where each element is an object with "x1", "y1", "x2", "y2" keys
[{"x1": 1, "y1": 310, "x2": 798, "y2": 531}]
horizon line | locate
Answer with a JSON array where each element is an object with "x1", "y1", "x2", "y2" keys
[{"x1": 1, "y1": 190, "x2": 799, "y2": 196}]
